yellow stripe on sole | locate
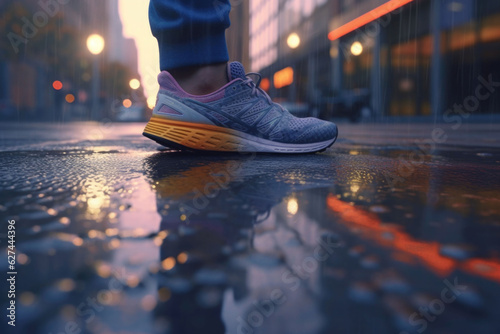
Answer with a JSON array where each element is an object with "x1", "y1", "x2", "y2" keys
[{"x1": 143, "y1": 116, "x2": 244, "y2": 151}]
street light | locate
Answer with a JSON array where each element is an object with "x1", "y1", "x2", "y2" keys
[
  {"x1": 147, "y1": 96, "x2": 156, "y2": 110},
  {"x1": 350, "y1": 41, "x2": 363, "y2": 56},
  {"x1": 287, "y1": 33, "x2": 301, "y2": 49},
  {"x1": 122, "y1": 99, "x2": 132, "y2": 108},
  {"x1": 87, "y1": 34, "x2": 105, "y2": 120},
  {"x1": 87, "y1": 34, "x2": 105, "y2": 55},
  {"x1": 52, "y1": 80, "x2": 63, "y2": 90},
  {"x1": 129, "y1": 79, "x2": 140, "y2": 90}
]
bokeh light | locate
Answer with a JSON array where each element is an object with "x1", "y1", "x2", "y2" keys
[
  {"x1": 147, "y1": 96, "x2": 156, "y2": 109},
  {"x1": 52, "y1": 80, "x2": 63, "y2": 90},
  {"x1": 287, "y1": 198, "x2": 299, "y2": 215},
  {"x1": 177, "y1": 252, "x2": 188, "y2": 264},
  {"x1": 287, "y1": 32, "x2": 301, "y2": 49},
  {"x1": 129, "y1": 78, "x2": 140, "y2": 90},
  {"x1": 161, "y1": 257, "x2": 176, "y2": 270},
  {"x1": 65, "y1": 94, "x2": 75, "y2": 103},
  {"x1": 86, "y1": 34, "x2": 105, "y2": 55},
  {"x1": 122, "y1": 99, "x2": 132, "y2": 108},
  {"x1": 351, "y1": 41, "x2": 363, "y2": 56}
]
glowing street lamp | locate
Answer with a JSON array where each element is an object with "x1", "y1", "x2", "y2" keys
[
  {"x1": 129, "y1": 79, "x2": 140, "y2": 90},
  {"x1": 147, "y1": 96, "x2": 156, "y2": 110},
  {"x1": 65, "y1": 94, "x2": 75, "y2": 103},
  {"x1": 122, "y1": 99, "x2": 132, "y2": 108},
  {"x1": 87, "y1": 34, "x2": 105, "y2": 120},
  {"x1": 86, "y1": 34, "x2": 105, "y2": 55},
  {"x1": 350, "y1": 41, "x2": 363, "y2": 56},
  {"x1": 52, "y1": 80, "x2": 63, "y2": 90},
  {"x1": 287, "y1": 33, "x2": 301, "y2": 49},
  {"x1": 287, "y1": 197, "x2": 298, "y2": 215}
]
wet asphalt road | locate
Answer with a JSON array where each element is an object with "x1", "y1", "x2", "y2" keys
[{"x1": 1, "y1": 122, "x2": 500, "y2": 334}]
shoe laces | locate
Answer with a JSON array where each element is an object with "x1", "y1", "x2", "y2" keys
[
  {"x1": 241, "y1": 73, "x2": 286, "y2": 113},
  {"x1": 241, "y1": 72, "x2": 273, "y2": 104}
]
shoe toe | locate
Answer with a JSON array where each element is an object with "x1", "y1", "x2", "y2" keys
[{"x1": 297, "y1": 120, "x2": 338, "y2": 144}]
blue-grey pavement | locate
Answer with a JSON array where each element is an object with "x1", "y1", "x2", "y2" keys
[{"x1": 0, "y1": 122, "x2": 499, "y2": 334}]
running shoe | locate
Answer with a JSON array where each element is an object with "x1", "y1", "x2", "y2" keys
[{"x1": 143, "y1": 62, "x2": 338, "y2": 153}]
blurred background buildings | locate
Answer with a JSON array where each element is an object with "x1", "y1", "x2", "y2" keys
[
  {"x1": 0, "y1": 0, "x2": 145, "y2": 122},
  {"x1": 249, "y1": 0, "x2": 500, "y2": 122},
  {"x1": 1, "y1": 0, "x2": 499, "y2": 123}
]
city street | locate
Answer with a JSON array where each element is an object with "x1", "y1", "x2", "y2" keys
[{"x1": 1, "y1": 121, "x2": 500, "y2": 334}]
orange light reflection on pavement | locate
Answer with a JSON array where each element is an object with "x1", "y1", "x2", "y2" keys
[
  {"x1": 327, "y1": 195, "x2": 500, "y2": 283},
  {"x1": 462, "y1": 259, "x2": 500, "y2": 283},
  {"x1": 328, "y1": 0, "x2": 415, "y2": 41}
]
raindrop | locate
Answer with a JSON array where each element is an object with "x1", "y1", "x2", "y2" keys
[
  {"x1": 197, "y1": 287, "x2": 223, "y2": 308},
  {"x1": 57, "y1": 278, "x2": 76, "y2": 292},
  {"x1": 440, "y1": 244, "x2": 472, "y2": 260},
  {"x1": 20, "y1": 292, "x2": 36, "y2": 306},
  {"x1": 348, "y1": 282, "x2": 376, "y2": 304},
  {"x1": 369, "y1": 205, "x2": 389, "y2": 213},
  {"x1": 141, "y1": 295, "x2": 157, "y2": 311},
  {"x1": 194, "y1": 268, "x2": 227, "y2": 285},
  {"x1": 360, "y1": 255, "x2": 379, "y2": 269}
]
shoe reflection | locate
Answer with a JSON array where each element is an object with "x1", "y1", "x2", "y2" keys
[{"x1": 143, "y1": 152, "x2": 295, "y2": 334}]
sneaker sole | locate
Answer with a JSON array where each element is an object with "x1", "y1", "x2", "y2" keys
[{"x1": 143, "y1": 116, "x2": 337, "y2": 153}]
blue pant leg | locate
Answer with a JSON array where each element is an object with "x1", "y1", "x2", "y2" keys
[{"x1": 149, "y1": 0, "x2": 231, "y2": 70}]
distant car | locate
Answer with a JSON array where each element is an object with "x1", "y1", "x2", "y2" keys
[{"x1": 316, "y1": 88, "x2": 371, "y2": 122}]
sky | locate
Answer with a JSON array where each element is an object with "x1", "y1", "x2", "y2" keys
[{"x1": 118, "y1": 0, "x2": 159, "y2": 107}]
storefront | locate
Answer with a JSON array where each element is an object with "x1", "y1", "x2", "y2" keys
[
  {"x1": 254, "y1": 0, "x2": 500, "y2": 120},
  {"x1": 330, "y1": 0, "x2": 500, "y2": 118}
]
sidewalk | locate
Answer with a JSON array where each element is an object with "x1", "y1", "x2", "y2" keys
[
  {"x1": 1, "y1": 122, "x2": 500, "y2": 151},
  {"x1": 336, "y1": 122, "x2": 500, "y2": 149},
  {"x1": 1, "y1": 121, "x2": 499, "y2": 334}
]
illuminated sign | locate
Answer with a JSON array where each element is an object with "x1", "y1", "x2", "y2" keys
[
  {"x1": 274, "y1": 67, "x2": 294, "y2": 89},
  {"x1": 328, "y1": 0, "x2": 415, "y2": 41},
  {"x1": 260, "y1": 78, "x2": 270, "y2": 91}
]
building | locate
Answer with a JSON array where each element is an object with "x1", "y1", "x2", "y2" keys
[
  {"x1": 249, "y1": 0, "x2": 332, "y2": 115},
  {"x1": 122, "y1": 38, "x2": 139, "y2": 77},
  {"x1": 107, "y1": 0, "x2": 140, "y2": 77},
  {"x1": 250, "y1": 0, "x2": 500, "y2": 121},
  {"x1": 0, "y1": 0, "x2": 142, "y2": 121},
  {"x1": 0, "y1": 0, "x2": 109, "y2": 120},
  {"x1": 227, "y1": 0, "x2": 251, "y2": 70}
]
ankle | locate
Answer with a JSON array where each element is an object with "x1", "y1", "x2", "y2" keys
[{"x1": 169, "y1": 63, "x2": 228, "y2": 95}]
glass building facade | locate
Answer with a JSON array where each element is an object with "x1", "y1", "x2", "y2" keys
[
  {"x1": 250, "y1": 0, "x2": 328, "y2": 72},
  {"x1": 249, "y1": 0, "x2": 500, "y2": 120}
]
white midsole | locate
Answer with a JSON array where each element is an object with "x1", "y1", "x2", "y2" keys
[{"x1": 225, "y1": 130, "x2": 337, "y2": 153}]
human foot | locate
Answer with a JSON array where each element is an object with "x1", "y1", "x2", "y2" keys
[{"x1": 168, "y1": 63, "x2": 228, "y2": 96}]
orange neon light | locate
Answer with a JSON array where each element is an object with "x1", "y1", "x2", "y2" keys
[
  {"x1": 261, "y1": 78, "x2": 270, "y2": 92},
  {"x1": 274, "y1": 67, "x2": 294, "y2": 89},
  {"x1": 328, "y1": 0, "x2": 415, "y2": 41},
  {"x1": 326, "y1": 195, "x2": 500, "y2": 283}
]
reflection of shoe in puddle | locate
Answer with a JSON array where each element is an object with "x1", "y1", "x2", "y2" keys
[
  {"x1": 143, "y1": 152, "x2": 336, "y2": 333},
  {"x1": 144, "y1": 152, "x2": 267, "y2": 231},
  {"x1": 144, "y1": 154, "x2": 255, "y2": 334},
  {"x1": 143, "y1": 152, "x2": 338, "y2": 235},
  {"x1": 143, "y1": 152, "x2": 336, "y2": 220},
  {"x1": 148, "y1": 159, "x2": 237, "y2": 201}
]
